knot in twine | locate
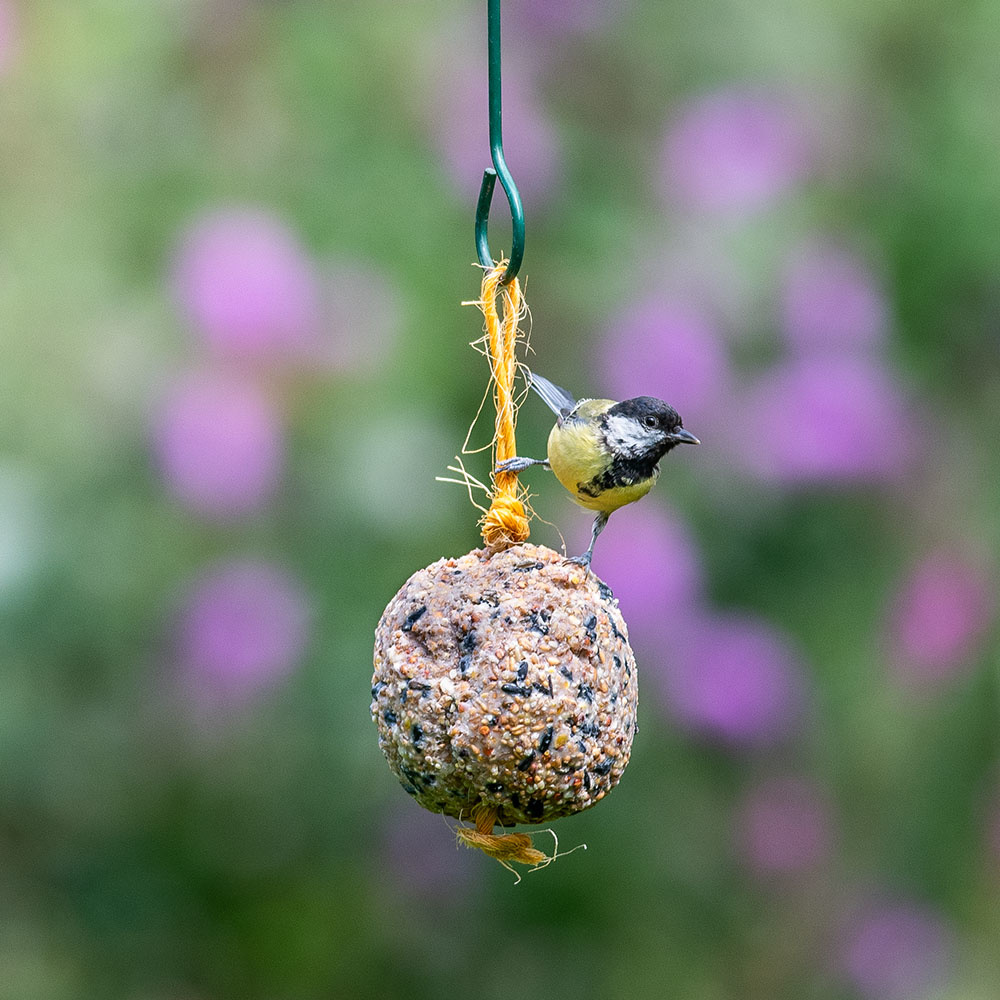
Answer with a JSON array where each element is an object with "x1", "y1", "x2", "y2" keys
[
  {"x1": 456, "y1": 804, "x2": 584, "y2": 884},
  {"x1": 475, "y1": 262, "x2": 531, "y2": 550}
]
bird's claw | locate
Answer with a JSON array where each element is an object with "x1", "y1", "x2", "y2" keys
[
  {"x1": 565, "y1": 553, "x2": 593, "y2": 573},
  {"x1": 494, "y1": 456, "x2": 547, "y2": 475}
]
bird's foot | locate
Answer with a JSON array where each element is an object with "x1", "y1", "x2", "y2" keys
[
  {"x1": 495, "y1": 456, "x2": 549, "y2": 474},
  {"x1": 565, "y1": 552, "x2": 593, "y2": 574}
]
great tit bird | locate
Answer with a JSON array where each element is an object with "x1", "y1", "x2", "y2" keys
[{"x1": 496, "y1": 371, "x2": 699, "y2": 568}]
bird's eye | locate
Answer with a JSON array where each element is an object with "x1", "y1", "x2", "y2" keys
[{"x1": 643, "y1": 415, "x2": 658, "y2": 428}]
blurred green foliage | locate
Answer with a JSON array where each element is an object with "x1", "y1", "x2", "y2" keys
[{"x1": 1, "y1": 2, "x2": 998, "y2": 999}]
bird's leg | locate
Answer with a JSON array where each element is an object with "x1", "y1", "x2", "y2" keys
[
  {"x1": 567, "y1": 511, "x2": 610, "y2": 570},
  {"x1": 495, "y1": 456, "x2": 550, "y2": 474}
]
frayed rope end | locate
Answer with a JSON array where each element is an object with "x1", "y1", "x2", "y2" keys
[{"x1": 455, "y1": 803, "x2": 587, "y2": 884}]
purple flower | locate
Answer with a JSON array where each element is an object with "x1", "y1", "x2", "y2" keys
[
  {"x1": 661, "y1": 89, "x2": 809, "y2": 215},
  {"x1": 152, "y1": 373, "x2": 283, "y2": 519},
  {"x1": 656, "y1": 613, "x2": 806, "y2": 747},
  {"x1": 735, "y1": 776, "x2": 834, "y2": 876},
  {"x1": 580, "y1": 504, "x2": 704, "y2": 632},
  {"x1": 423, "y1": 23, "x2": 561, "y2": 209},
  {"x1": 379, "y1": 803, "x2": 477, "y2": 903},
  {"x1": 171, "y1": 208, "x2": 321, "y2": 361},
  {"x1": 887, "y1": 551, "x2": 995, "y2": 688},
  {"x1": 782, "y1": 240, "x2": 889, "y2": 354},
  {"x1": 176, "y1": 560, "x2": 310, "y2": 708},
  {"x1": 741, "y1": 356, "x2": 913, "y2": 486},
  {"x1": 839, "y1": 899, "x2": 954, "y2": 1000},
  {"x1": 597, "y1": 297, "x2": 731, "y2": 431},
  {"x1": 322, "y1": 261, "x2": 402, "y2": 372}
]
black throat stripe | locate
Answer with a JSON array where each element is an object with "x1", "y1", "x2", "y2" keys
[{"x1": 578, "y1": 452, "x2": 660, "y2": 497}]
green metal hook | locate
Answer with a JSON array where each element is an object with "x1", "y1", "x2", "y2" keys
[{"x1": 474, "y1": 0, "x2": 525, "y2": 286}]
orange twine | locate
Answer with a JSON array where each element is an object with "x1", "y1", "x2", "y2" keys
[
  {"x1": 476, "y1": 262, "x2": 531, "y2": 550},
  {"x1": 448, "y1": 263, "x2": 587, "y2": 880},
  {"x1": 455, "y1": 804, "x2": 584, "y2": 884}
]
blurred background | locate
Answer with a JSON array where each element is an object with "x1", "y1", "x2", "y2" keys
[{"x1": 1, "y1": 0, "x2": 999, "y2": 997}]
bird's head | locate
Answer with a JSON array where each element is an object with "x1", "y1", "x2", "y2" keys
[{"x1": 603, "y1": 396, "x2": 700, "y2": 462}]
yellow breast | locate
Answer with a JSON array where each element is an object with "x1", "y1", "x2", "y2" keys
[
  {"x1": 546, "y1": 407, "x2": 659, "y2": 514},
  {"x1": 576, "y1": 475, "x2": 657, "y2": 512}
]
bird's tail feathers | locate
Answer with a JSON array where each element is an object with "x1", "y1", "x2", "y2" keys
[{"x1": 526, "y1": 370, "x2": 577, "y2": 417}]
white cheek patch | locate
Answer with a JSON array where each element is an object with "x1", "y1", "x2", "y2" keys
[{"x1": 603, "y1": 413, "x2": 660, "y2": 458}]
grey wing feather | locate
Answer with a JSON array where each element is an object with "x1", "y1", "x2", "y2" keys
[{"x1": 527, "y1": 370, "x2": 577, "y2": 417}]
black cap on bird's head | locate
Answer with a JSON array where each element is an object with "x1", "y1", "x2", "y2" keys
[{"x1": 605, "y1": 396, "x2": 700, "y2": 460}]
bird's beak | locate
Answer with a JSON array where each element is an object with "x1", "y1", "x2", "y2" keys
[{"x1": 670, "y1": 428, "x2": 700, "y2": 446}]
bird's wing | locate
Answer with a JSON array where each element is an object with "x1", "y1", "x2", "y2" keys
[{"x1": 527, "y1": 370, "x2": 578, "y2": 417}]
